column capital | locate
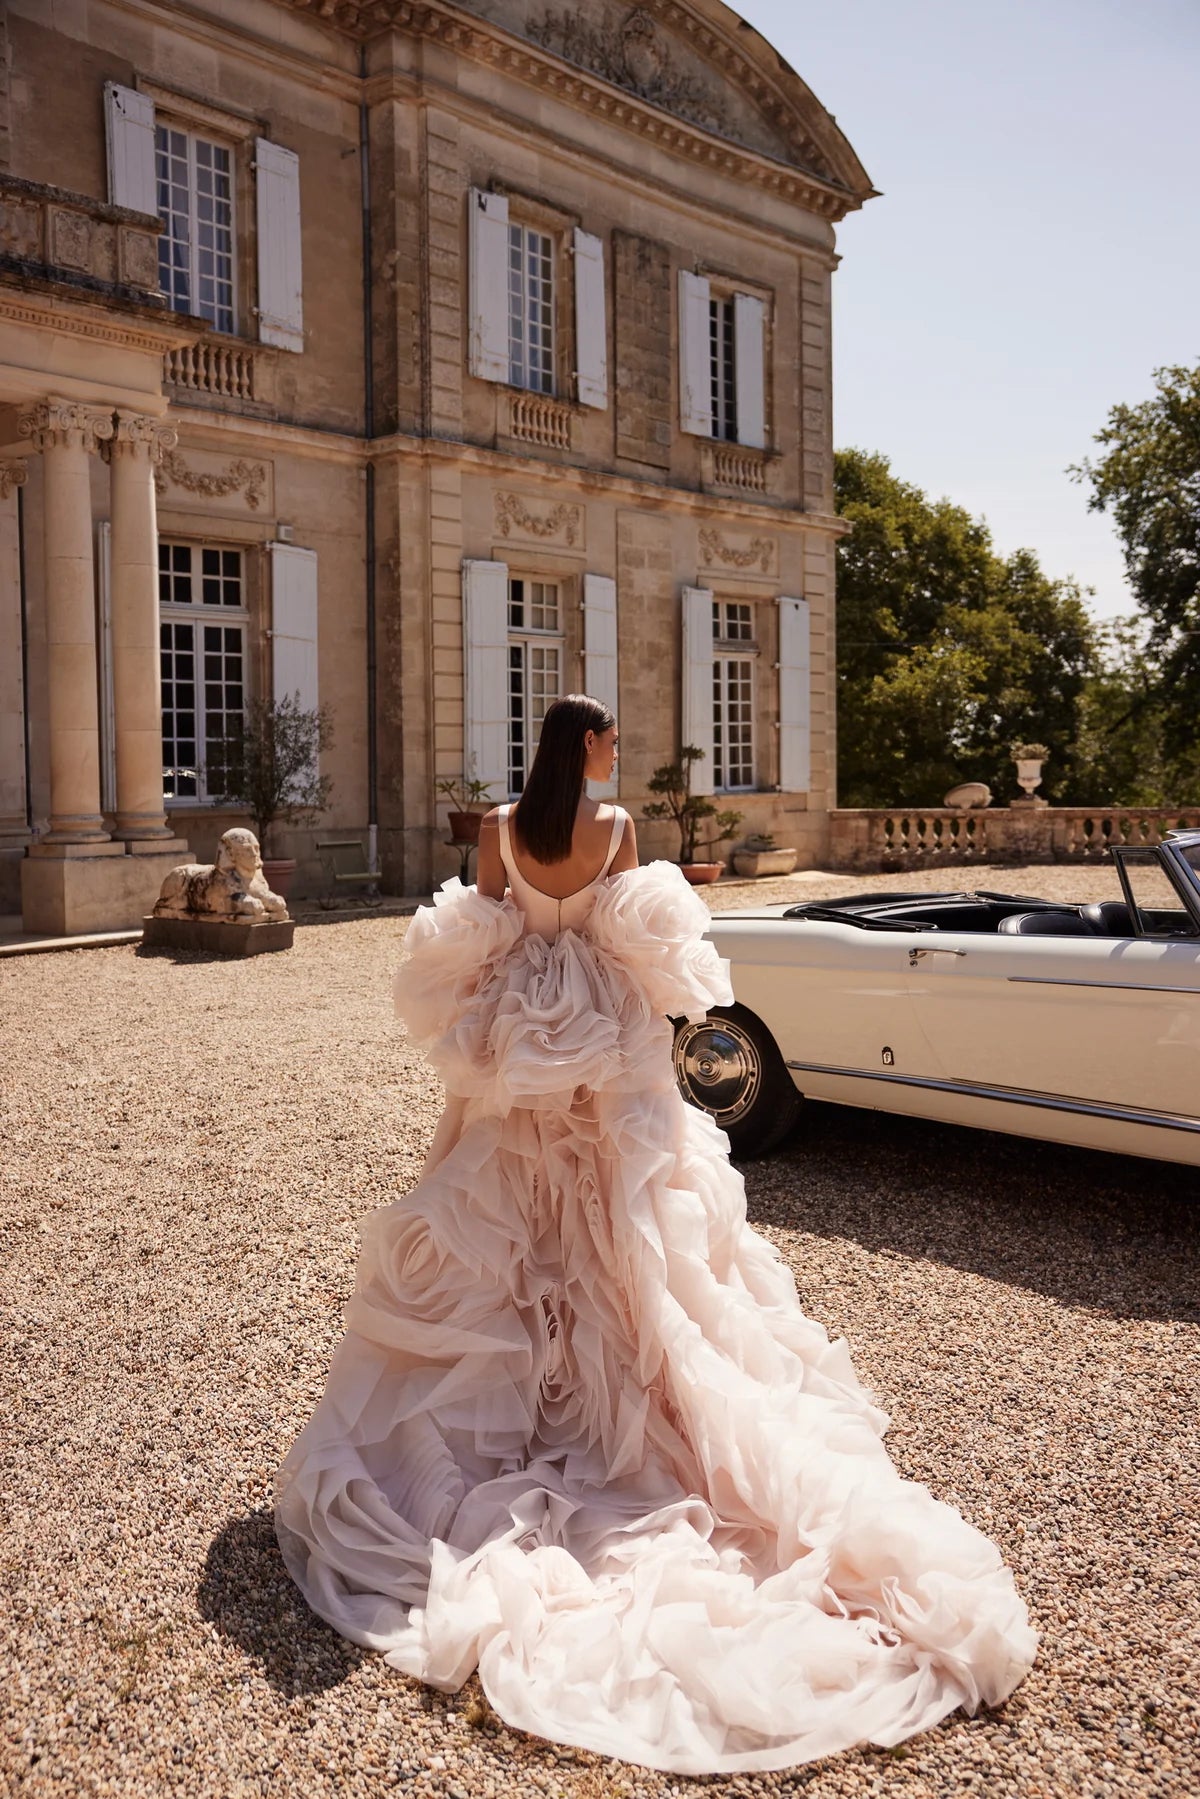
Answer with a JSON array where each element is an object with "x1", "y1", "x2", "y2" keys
[
  {"x1": 0, "y1": 460, "x2": 28, "y2": 499},
  {"x1": 106, "y1": 412, "x2": 179, "y2": 465},
  {"x1": 18, "y1": 398, "x2": 115, "y2": 455}
]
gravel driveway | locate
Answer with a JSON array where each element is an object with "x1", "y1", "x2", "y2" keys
[{"x1": 2, "y1": 865, "x2": 1197, "y2": 1799}]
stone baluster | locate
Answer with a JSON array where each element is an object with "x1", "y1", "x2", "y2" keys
[
  {"x1": 17, "y1": 399, "x2": 115, "y2": 844},
  {"x1": 105, "y1": 412, "x2": 179, "y2": 843}
]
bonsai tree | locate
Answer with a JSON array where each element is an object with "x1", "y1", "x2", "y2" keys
[
  {"x1": 642, "y1": 746, "x2": 743, "y2": 865},
  {"x1": 221, "y1": 693, "x2": 334, "y2": 858}
]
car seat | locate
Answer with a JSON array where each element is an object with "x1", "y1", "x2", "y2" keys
[
  {"x1": 1080, "y1": 900, "x2": 1133, "y2": 936},
  {"x1": 996, "y1": 910, "x2": 1095, "y2": 936}
]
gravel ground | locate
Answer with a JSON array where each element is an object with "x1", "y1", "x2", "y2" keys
[{"x1": 2, "y1": 861, "x2": 1197, "y2": 1799}]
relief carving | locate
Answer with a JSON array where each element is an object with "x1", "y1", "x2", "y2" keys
[
  {"x1": 0, "y1": 198, "x2": 41, "y2": 261},
  {"x1": 48, "y1": 208, "x2": 92, "y2": 273},
  {"x1": 0, "y1": 460, "x2": 27, "y2": 499},
  {"x1": 494, "y1": 491, "x2": 582, "y2": 546},
  {"x1": 155, "y1": 448, "x2": 268, "y2": 511},
  {"x1": 698, "y1": 526, "x2": 776, "y2": 574},
  {"x1": 527, "y1": 7, "x2": 731, "y2": 139}
]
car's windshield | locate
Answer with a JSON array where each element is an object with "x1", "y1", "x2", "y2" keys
[
  {"x1": 1117, "y1": 850, "x2": 1199, "y2": 936},
  {"x1": 1180, "y1": 844, "x2": 1200, "y2": 876}
]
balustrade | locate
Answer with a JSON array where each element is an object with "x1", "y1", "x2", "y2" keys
[{"x1": 829, "y1": 805, "x2": 1200, "y2": 872}]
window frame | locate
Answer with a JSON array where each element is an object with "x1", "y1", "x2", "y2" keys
[
  {"x1": 709, "y1": 294, "x2": 738, "y2": 443},
  {"x1": 506, "y1": 219, "x2": 557, "y2": 396},
  {"x1": 158, "y1": 540, "x2": 250, "y2": 807},
  {"x1": 155, "y1": 119, "x2": 239, "y2": 337},
  {"x1": 506, "y1": 574, "x2": 565, "y2": 797},
  {"x1": 711, "y1": 599, "x2": 758, "y2": 793}
]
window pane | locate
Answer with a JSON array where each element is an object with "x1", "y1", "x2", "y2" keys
[{"x1": 507, "y1": 222, "x2": 555, "y2": 395}]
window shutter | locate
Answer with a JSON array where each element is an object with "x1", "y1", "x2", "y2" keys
[
  {"x1": 462, "y1": 558, "x2": 509, "y2": 795},
  {"x1": 777, "y1": 595, "x2": 811, "y2": 792},
  {"x1": 270, "y1": 544, "x2": 319, "y2": 726},
  {"x1": 734, "y1": 292, "x2": 766, "y2": 449},
  {"x1": 682, "y1": 584, "x2": 714, "y2": 796},
  {"x1": 583, "y1": 572, "x2": 618, "y2": 797},
  {"x1": 573, "y1": 228, "x2": 608, "y2": 409},
  {"x1": 104, "y1": 83, "x2": 157, "y2": 217},
  {"x1": 468, "y1": 189, "x2": 510, "y2": 383},
  {"x1": 255, "y1": 138, "x2": 304, "y2": 352},
  {"x1": 678, "y1": 269, "x2": 712, "y2": 437}
]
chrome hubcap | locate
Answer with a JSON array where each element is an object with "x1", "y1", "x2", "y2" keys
[{"x1": 673, "y1": 1017, "x2": 762, "y2": 1125}]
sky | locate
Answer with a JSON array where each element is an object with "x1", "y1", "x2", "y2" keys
[{"x1": 734, "y1": 0, "x2": 1200, "y2": 621}]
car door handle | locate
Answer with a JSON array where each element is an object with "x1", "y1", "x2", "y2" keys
[{"x1": 908, "y1": 947, "x2": 967, "y2": 966}]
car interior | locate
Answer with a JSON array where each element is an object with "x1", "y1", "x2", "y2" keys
[{"x1": 782, "y1": 891, "x2": 1200, "y2": 938}]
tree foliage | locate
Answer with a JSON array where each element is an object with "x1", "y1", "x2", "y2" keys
[
  {"x1": 223, "y1": 694, "x2": 334, "y2": 855},
  {"x1": 1070, "y1": 361, "x2": 1200, "y2": 766},
  {"x1": 835, "y1": 449, "x2": 1097, "y2": 806}
]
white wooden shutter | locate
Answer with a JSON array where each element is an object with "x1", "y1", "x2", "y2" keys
[
  {"x1": 468, "y1": 189, "x2": 509, "y2": 383},
  {"x1": 255, "y1": 138, "x2": 304, "y2": 353},
  {"x1": 104, "y1": 84, "x2": 157, "y2": 217},
  {"x1": 734, "y1": 292, "x2": 766, "y2": 450},
  {"x1": 583, "y1": 572, "x2": 618, "y2": 797},
  {"x1": 270, "y1": 544, "x2": 319, "y2": 725},
  {"x1": 462, "y1": 558, "x2": 509, "y2": 795},
  {"x1": 681, "y1": 584, "x2": 714, "y2": 796},
  {"x1": 678, "y1": 269, "x2": 712, "y2": 437},
  {"x1": 573, "y1": 228, "x2": 608, "y2": 409},
  {"x1": 777, "y1": 595, "x2": 811, "y2": 792}
]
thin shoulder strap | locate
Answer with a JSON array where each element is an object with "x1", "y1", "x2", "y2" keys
[
  {"x1": 598, "y1": 806, "x2": 626, "y2": 879},
  {"x1": 497, "y1": 803, "x2": 514, "y2": 871}
]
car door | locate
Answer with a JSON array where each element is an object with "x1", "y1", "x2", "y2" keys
[{"x1": 904, "y1": 921, "x2": 1200, "y2": 1119}]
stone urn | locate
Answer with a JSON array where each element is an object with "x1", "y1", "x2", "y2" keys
[{"x1": 1011, "y1": 743, "x2": 1049, "y2": 808}]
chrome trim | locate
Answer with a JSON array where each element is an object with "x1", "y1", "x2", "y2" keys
[
  {"x1": 1006, "y1": 976, "x2": 1200, "y2": 995},
  {"x1": 782, "y1": 1059, "x2": 1200, "y2": 1135},
  {"x1": 908, "y1": 946, "x2": 966, "y2": 966}
]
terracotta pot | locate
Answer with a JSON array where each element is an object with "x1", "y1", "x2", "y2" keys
[
  {"x1": 261, "y1": 856, "x2": 297, "y2": 899},
  {"x1": 447, "y1": 809, "x2": 484, "y2": 843},
  {"x1": 680, "y1": 861, "x2": 723, "y2": 885}
]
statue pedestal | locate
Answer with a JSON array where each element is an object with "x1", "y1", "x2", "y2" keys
[{"x1": 141, "y1": 915, "x2": 295, "y2": 956}]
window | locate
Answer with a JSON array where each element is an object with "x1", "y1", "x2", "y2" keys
[
  {"x1": 712, "y1": 601, "x2": 755, "y2": 790},
  {"x1": 156, "y1": 124, "x2": 236, "y2": 334},
  {"x1": 507, "y1": 577, "x2": 562, "y2": 794},
  {"x1": 709, "y1": 296, "x2": 737, "y2": 442},
  {"x1": 159, "y1": 543, "x2": 247, "y2": 802},
  {"x1": 508, "y1": 222, "x2": 555, "y2": 393}
]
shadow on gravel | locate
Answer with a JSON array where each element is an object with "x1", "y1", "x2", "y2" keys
[
  {"x1": 742, "y1": 1102, "x2": 1200, "y2": 1324},
  {"x1": 198, "y1": 1509, "x2": 363, "y2": 1696}
]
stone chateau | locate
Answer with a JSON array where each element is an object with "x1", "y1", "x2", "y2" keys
[{"x1": 0, "y1": 0, "x2": 873, "y2": 932}]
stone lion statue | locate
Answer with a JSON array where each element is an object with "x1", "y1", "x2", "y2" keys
[{"x1": 152, "y1": 828, "x2": 290, "y2": 922}]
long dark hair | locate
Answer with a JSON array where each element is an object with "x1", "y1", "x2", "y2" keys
[{"x1": 514, "y1": 693, "x2": 615, "y2": 863}]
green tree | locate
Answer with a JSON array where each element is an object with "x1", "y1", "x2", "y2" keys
[
  {"x1": 1070, "y1": 361, "x2": 1200, "y2": 773},
  {"x1": 835, "y1": 449, "x2": 1097, "y2": 805}
]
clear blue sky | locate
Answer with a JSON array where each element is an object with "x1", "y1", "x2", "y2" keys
[{"x1": 736, "y1": 0, "x2": 1200, "y2": 620}]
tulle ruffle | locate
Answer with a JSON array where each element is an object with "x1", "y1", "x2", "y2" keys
[{"x1": 276, "y1": 859, "x2": 1036, "y2": 1774}]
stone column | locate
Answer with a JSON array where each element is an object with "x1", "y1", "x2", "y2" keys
[
  {"x1": 106, "y1": 412, "x2": 179, "y2": 842},
  {"x1": 0, "y1": 460, "x2": 29, "y2": 913},
  {"x1": 17, "y1": 398, "x2": 114, "y2": 844}
]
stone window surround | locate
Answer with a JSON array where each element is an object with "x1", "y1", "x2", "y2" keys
[
  {"x1": 134, "y1": 77, "x2": 262, "y2": 344},
  {"x1": 694, "y1": 263, "x2": 774, "y2": 451},
  {"x1": 485, "y1": 183, "x2": 579, "y2": 403}
]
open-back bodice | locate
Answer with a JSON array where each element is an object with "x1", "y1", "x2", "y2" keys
[{"x1": 498, "y1": 803, "x2": 627, "y2": 940}]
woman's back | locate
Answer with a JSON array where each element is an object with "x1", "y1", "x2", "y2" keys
[{"x1": 494, "y1": 802, "x2": 629, "y2": 939}]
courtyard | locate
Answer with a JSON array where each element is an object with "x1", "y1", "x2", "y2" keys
[{"x1": 2, "y1": 866, "x2": 1197, "y2": 1799}]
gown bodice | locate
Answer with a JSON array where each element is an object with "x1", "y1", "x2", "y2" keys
[{"x1": 498, "y1": 802, "x2": 627, "y2": 940}]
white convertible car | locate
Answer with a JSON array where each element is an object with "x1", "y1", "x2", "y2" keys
[{"x1": 673, "y1": 828, "x2": 1200, "y2": 1167}]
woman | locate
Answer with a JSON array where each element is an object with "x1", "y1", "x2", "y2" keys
[{"x1": 275, "y1": 694, "x2": 1036, "y2": 1775}]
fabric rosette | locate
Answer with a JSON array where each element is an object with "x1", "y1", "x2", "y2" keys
[
  {"x1": 587, "y1": 861, "x2": 733, "y2": 1023},
  {"x1": 393, "y1": 878, "x2": 524, "y2": 1049}
]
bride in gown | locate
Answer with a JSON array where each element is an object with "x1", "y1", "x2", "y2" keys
[{"x1": 274, "y1": 694, "x2": 1037, "y2": 1775}]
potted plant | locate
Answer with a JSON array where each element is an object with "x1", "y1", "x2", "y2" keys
[
  {"x1": 642, "y1": 747, "x2": 743, "y2": 884},
  {"x1": 221, "y1": 694, "x2": 334, "y2": 897},
  {"x1": 1010, "y1": 741, "x2": 1050, "y2": 807},
  {"x1": 732, "y1": 832, "x2": 799, "y2": 879},
  {"x1": 436, "y1": 774, "x2": 497, "y2": 843}
]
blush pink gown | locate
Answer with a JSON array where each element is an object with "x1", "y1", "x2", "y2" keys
[{"x1": 274, "y1": 805, "x2": 1036, "y2": 1774}]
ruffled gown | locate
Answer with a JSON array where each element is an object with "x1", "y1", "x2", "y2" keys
[{"x1": 274, "y1": 838, "x2": 1037, "y2": 1775}]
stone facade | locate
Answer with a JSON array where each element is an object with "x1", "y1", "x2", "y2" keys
[{"x1": 0, "y1": 0, "x2": 873, "y2": 929}]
